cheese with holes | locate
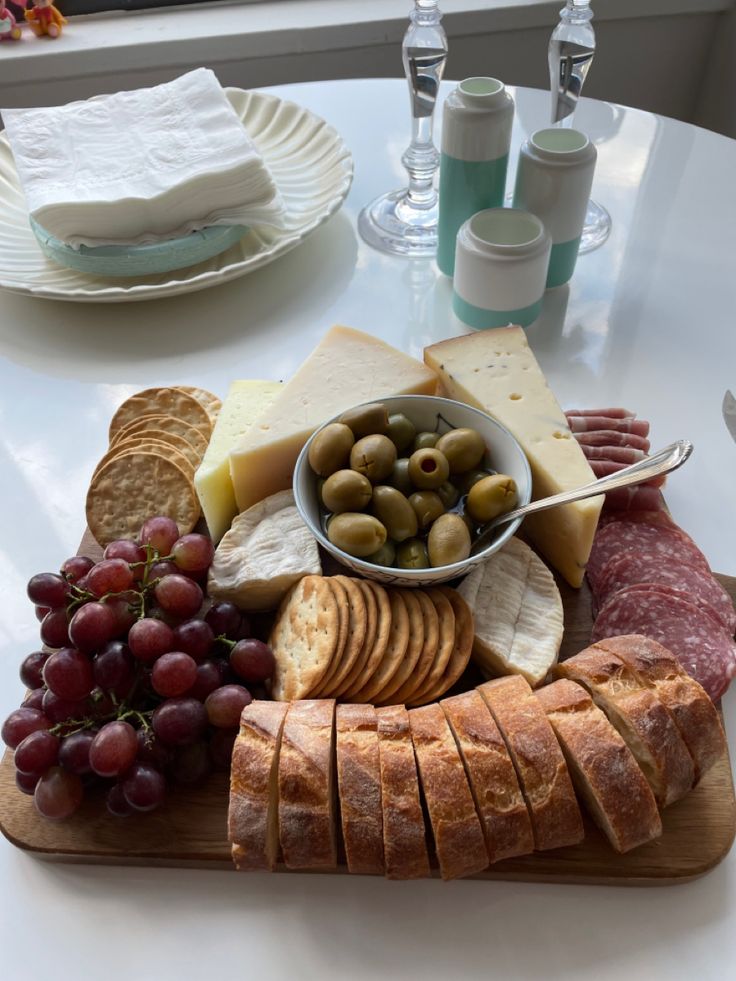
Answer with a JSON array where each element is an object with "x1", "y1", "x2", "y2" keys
[
  {"x1": 195, "y1": 380, "x2": 282, "y2": 542},
  {"x1": 229, "y1": 325, "x2": 438, "y2": 513},
  {"x1": 424, "y1": 326, "x2": 602, "y2": 587}
]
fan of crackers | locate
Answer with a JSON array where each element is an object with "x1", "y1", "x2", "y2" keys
[
  {"x1": 269, "y1": 575, "x2": 474, "y2": 707},
  {"x1": 85, "y1": 386, "x2": 220, "y2": 546}
]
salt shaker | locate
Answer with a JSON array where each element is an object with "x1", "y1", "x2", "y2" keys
[{"x1": 437, "y1": 77, "x2": 515, "y2": 277}]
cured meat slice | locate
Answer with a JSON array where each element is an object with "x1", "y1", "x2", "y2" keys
[
  {"x1": 598, "y1": 508, "x2": 673, "y2": 528},
  {"x1": 592, "y1": 589, "x2": 736, "y2": 700},
  {"x1": 588, "y1": 459, "x2": 665, "y2": 488},
  {"x1": 600, "y1": 488, "x2": 666, "y2": 513},
  {"x1": 567, "y1": 416, "x2": 650, "y2": 437},
  {"x1": 580, "y1": 445, "x2": 647, "y2": 463},
  {"x1": 596, "y1": 554, "x2": 736, "y2": 635},
  {"x1": 575, "y1": 431, "x2": 650, "y2": 452},
  {"x1": 566, "y1": 408, "x2": 636, "y2": 420}
]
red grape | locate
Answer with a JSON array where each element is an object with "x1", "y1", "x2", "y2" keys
[
  {"x1": 20, "y1": 650, "x2": 49, "y2": 689},
  {"x1": 210, "y1": 728, "x2": 237, "y2": 770},
  {"x1": 171, "y1": 534, "x2": 214, "y2": 573},
  {"x1": 152, "y1": 697, "x2": 207, "y2": 746},
  {"x1": 27, "y1": 572, "x2": 69, "y2": 608},
  {"x1": 128, "y1": 617, "x2": 174, "y2": 663},
  {"x1": 172, "y1": 619, "x2": 214, "y2": 662},
  {"x1": 23, "y1": 689, "x2": 45, "y2": 711},
  {"x1": 43, "y1": 648, "x2": 94, "y2": 701},
  {"x1": 187, "y1": 660, "x2": 224, "y2": 701},
  {"x1": 35, "y1": 605, "x2": 51, "y2": 622},
  {"x1": 103, "y1": 540, "x2": 146, "y2": 579},
  {"x1": 87, "y1": 559, "x2": 135, "y2": 598},
  {"x1": 68, "y1": 602, "x2": 116, "y2": 653},
  {"x1": 106, "y1": 782, "x2": 134, "y2": 818},
  {"x1": 230, "y1": 639, "x2": 275, "y2": 684},
  {"x1": 89, "y1": 721, "x2": 138, "y2": 778},
  {"x1": 34, "y1": 767, "x2": 84, "y2": 820},
  {"x1": 16, "y1": 770, "x2": 40, "y2": 795},
  {"x1": 61, "y1": 555, "x2": 95, "y2": 584},
  {"x1": 2, "y1": 707, "x2": 50, "y2": 748},
  {"x1": 205, "y1": 685, "x2": 252, "y2": 729},
  {"x1": 93, "y1": 641, "x2": 136, "y2": 695},
  {"x1": 87, "y1": 688, "x2": 116, "y2": 719},
  {"x1": 136, "y1": 728, "x2": 173, "y2": 768},
  {"x1": 232, "y1": 614, "x2": 254, "y2": 642},
  {"x1": 169, "y1": 741, "x2": 212, "y2": 786},
  {"x1": 139, "y1": 516, "x2": 179, "y2": 556},
  {"x1": 14, "y1": 730, "x2": 60, "y2": 775},
  {"x1": 148, "y1": 560, "x2": 178, "y2": 581},
  {"x1": 122, "y1": 763, "x2": 166, "y2": 812},
  {"x1": 40, "y1": 609, "x2": 71, "y2": 649},
  {"x1": 205, "y1": 601, "x2": 241, "y2": 638},
  {"x1": 151, "y1": 652, "x2": 198, "y2": 698},
  {"x1": 42, "y1": 690, "x2": 87, "y2": 725},
  {"x1": 59, "y1": 730, "x2": 96, "y2": 775},
  {"x1": 104, "y1": 595, "x2": 138, "y2": 637},
  {"x1": 154, "y1": 575, "x2": 203, "y2": 619}
]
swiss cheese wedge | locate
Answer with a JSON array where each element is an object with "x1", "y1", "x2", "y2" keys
[
  {"x1": 424, "y1": 327, "x2": 602, "y2": 586},
  {"x1": 229, "y1": 326, "x2": 438, "y2": 513}
]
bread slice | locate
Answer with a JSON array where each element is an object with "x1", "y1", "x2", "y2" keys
[
  {"x1": 534, "y1": 680, "x2": 662, "y2": 853},
  {"x1": 375, "y1": 704, "x2": 430, "y2": 880},
  {"x1": 335, "y1": 704, "x2": 385, "y2": 875},
  {"x1": 477, "y1": 676, "x2": 584, "y2": 851},
  {"x1": 408, "y1": 703, "x2": 489, "y2": 879},
  {"x1": 441, "y1": 690, "x2": 534, "y2": 863},
  {"x1": 229, "y1": 700, "x2": 289, "y2": 871},
  {"x1": 592, "y1": 635, "x2": 726, "y2": 784},
  {"x1": 278, "y1": 699, "x2": 337, "y2": 870},
  {"x1": 555, "y1": 645, "x2": 695, "y2": 806}
]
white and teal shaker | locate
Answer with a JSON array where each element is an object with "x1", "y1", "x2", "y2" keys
[
  {"x1": 512, "y1": 127, "x2": 596, "y2": 288},
  {"x1": 436, "y1": 77, "x2": 514, "y2": 277}
]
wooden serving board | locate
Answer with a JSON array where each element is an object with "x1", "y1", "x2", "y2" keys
[{"x1": 1, "y1": 574, "x2": 734, "y2": 886}]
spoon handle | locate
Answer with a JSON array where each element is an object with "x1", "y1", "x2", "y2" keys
[{"x1": 471, "y1": 439, "x2": 693, "y2": 555}]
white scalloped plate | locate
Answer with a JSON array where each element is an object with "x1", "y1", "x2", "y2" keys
[{"x1": 0, "y1": 89, "x2": 354, "y2": 302}]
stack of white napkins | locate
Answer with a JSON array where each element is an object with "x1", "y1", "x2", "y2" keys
[{"x1": 2, "y1": 68, "x2": 286, "y2": 249}]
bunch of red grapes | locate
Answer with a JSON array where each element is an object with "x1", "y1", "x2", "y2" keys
[{"x1": 2, "y1": 516, "x2": 274, "y2": 821}]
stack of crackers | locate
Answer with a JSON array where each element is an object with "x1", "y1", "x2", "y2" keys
[
  {"x1": 85, "y1": 386, "x2": 220, "y2": 546},
  {"x1": 269, "y1": 574, "x2": 474, "y2": 707}
]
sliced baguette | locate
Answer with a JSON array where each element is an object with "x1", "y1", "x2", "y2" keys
[
  {"x1": 555, "y1": 645, "x2": 695, "y2": 806},
  {"x1": 229, "y1": 700, "x2": 289, "y2": 871},
  {"x1": 335, "y1": 704, "x2": 385, "y2": 875},
  {"x1": 278, "y1": 699, "x2": 337, "y2": 870},
  {"x1": 534, "y1": 680, "x2": 662, "y2": 853},
  {"x1": 375, "y1": 704, "x2": 430, "y2": 880},
  {"x1": 441, "y1": 690, "x2": 534, "y2": 863},
  {"x1": 478, "y1": 676, "x2": 584, "y2": 851}
]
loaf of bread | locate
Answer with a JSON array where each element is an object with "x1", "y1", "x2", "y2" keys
[
  {"x1": 534, "y1": 679, "x2": 662, "y2": 853},
  {"x1": 335, "y1": 703, "x2": 385, "y2": 875},
  {"x1": 408, "y1": 703, "x2": 489, "y2": 880},
  {"x1": 478, "y1": 676, "x2": 584, "y2": 851},
  {"x1": 555, "y1": 645, "x2": 695, "y2": 806}
]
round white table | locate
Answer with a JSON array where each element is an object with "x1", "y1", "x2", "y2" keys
[{"x1": 1, "y1": 79, "x2": 734, "y2": 980}]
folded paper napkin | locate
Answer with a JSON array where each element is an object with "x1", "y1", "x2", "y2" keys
[{"x1": 2, "y1": 68, "x2": 286, "y2": 248}]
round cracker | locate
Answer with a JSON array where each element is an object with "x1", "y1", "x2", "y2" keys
[
  {"x1": 176, "y1": 386, "x2": 222, "y2": 421},
  {"x1": 373, "y1": 589, "x2": 425, "y2": 705},
  {"x1": 341, "y1": 581, "x2": 392, "y2": 699},
  {"x1": 333, "y1": 579, "x2": 377, "y2": 697},
  {"x1": 111, "y1": 413, "x2": 208, "y2": 457},
  {"x1": 109, "y1": 387, "x2": 212, "y2": 441},
  {"x1": 269, "y1": 575, "x2": 339, "y2": 701},
  {"x1": 114, "y1": 429, "x2": 200, "y2": 470},
  {"x1": 308, "y1": 577, "x2": 350, "y2": 697},
  {"x1": 404, "y1": 587, "x2": 456, "y2": 706},
  {"x1": 385, "y1": 589, "x2": 439, "y2": 705},
  {"x1": 315, "y1": 576, "x2": 367, "y2": 697},
  {"x1": 86, "y1": 451, "x2": 200, "y2": 547},
  {"x1": 94, "y1": 438, "x2": 195, "y2": 481},
  {"x1": 409, "y1": 587, "x2": 474, "y2": 706},
  {"x1": 351, "y1": 589, "x2": 410, "y2": 703}
]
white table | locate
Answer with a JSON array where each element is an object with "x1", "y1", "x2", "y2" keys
[{"x1": 1, "y1": 79, "x2": 734, "y2": 981}]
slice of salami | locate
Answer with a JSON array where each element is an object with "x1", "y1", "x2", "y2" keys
[
  {"x1": 598, "y1": 507, "x2": 672, "y2": 528},
  {"x1": 566, "y1": 408, "x2": 636, "y2": 420},
  {"x1": 588, "y1": 458, "x2": 666, "y2": 487},
  {"x1": 580, "y1": 444, "x2": 647, "y2": 463},
  {"x1": 600, "y1": 488, "x2": 666, "y2": 513},
  {"x1": 568, "y1": 416, "x2": 650, "y2": 437},
  {"x1": 592, "y1": 588, "x2": 736, "y2": 700},
  {"x1": 576, "y1": 430, "x2": 651, "y2": 452}
]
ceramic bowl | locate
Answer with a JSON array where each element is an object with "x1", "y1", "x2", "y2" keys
[{"x1": 293, "y1": 394, "x2": 532, "y2": 587}]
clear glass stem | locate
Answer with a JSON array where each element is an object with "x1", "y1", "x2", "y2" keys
[{"x1": 403, "y1": 116, "x2": 440, "y2": 209}]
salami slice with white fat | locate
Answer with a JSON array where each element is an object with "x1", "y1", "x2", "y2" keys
[
  {"x1": 575, "y1": 430, "x2": 651, "y2": 452},
  {"x1": 567, "y1": 416, "x2": 650, "y2": 437},
  {"x1": 565, "y1": 408, "x2": 636, "y2": 420},
  {"x1": 580, "y1": 444, "x2": 647, "y2": 463},
  {"x1": 600, "y1": 488, "x2": 666, "y2": 513},
  {"x1": 592, "y1": 588, "x2": 736, "y2": 700}
]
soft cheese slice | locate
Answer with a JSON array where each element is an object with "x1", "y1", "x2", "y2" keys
[
  {"x1": 195, "y1": 380, "x2": 282, "y2": 543},
  {"x1": 425, "y1": 327, "x2": 602, "y2": 586},
  {"x1": 229, "y1": 325, "x2": 438, "y2": 513}
]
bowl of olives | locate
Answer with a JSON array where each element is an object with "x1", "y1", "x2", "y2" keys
[{"x1": 293, "y1": 395, "x2": 532, "y2": 587}]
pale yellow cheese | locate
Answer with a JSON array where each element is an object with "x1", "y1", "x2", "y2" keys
[
  {"x1": 229, "y1": 325, "x2": 438, "y2": 513},
  {"x1": 195, "y1": 380, "x2": 282, "y2": 542},
  {"x1": 424, "y1": 326, "x2": 602, "y2": 587}
]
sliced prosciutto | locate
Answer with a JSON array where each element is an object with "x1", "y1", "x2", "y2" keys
[
  {"x1": 588, "y1": 459, "x2": 666, "y2": 488},
  {"x1": 567, "y1": 416, "x2": 650, "y2": 437},
  {"x1": 566, "y1": 408, "x2": 636, "y2": 420},
  {"x1": 576, "y1": 430, "x2": 651, "y2": 452},
  {"x1": 580, "y1": 445, "x2": 647, "y2": 463},
  {"x1": 601, "y1": 488, "x2": 666, "y2": 513}
]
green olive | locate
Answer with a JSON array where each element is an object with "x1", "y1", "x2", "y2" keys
[
  {"x1": 385, "y1": 413, "x2": 417, "y2": 454},
  {"x1": 321, "y1": 469, "x2": 373, "y2": 514},
  {"x1": 436, "y1": 428, "x2": 486, "y2": 474},
  {"x1": 436, "y1": 480, "x2": 460, "y2": 510},
  {"x1": 350, "y1": 434, "x2": 397, "y2": 483},
  {"x1": 458, "y1": 468, "x2": 495, "y2": 494},
  {"x1": 396, "y1": 538, "x2": 430, "y2": 570},
  {"x1": 389, "y1": 457, "x2": 413, "y2": 496},
  {"x1": 413, "y1": 431, "x2": 440, "y2": 452},
  {"x1": 308, "y1": 422, "x2": 355, "y2": 477},
  {"x1": 427, "y1": 513, "x2": 472, "y2": 567},
  {"x1": 327, "y1": 512, "x2": 387, "y2": 557},
  {"x1": 366, "y1": 540, "x2": 397, "y2": 568},
  {"x1": 466, "y1": 474, "x2": 519, "y2": 523},
  {"x1": 371, "y1": 485, "x2": 418, "y2": 543},
  {"x1": 408, "y1": 491, "x2": 445, "y2": 530},
  {"x1": 408, "y1": 447, "x2": 450, "y2": 490},
  {"x1": 317, "y1": 478, "x2": 326, "y2": 508},
  {"x1": 338, "y1": 402, "x2": 389, "y2": 438}
]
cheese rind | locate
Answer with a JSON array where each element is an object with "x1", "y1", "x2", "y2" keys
[
  {"x1": 424, "y1": 326, "x2": 601, "y2": 587},
  {"x1": 194, "y1": 380, "x2": 282, "y2": 542},
  {"x1": 229, "y1": 326, "x2": 438, "y2": 513}
]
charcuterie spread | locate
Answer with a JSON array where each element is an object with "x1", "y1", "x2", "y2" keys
[{"x1": 1, "y1": 323, "x2": 733, "y2": 882}]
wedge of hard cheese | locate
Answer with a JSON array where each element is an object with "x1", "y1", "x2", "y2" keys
[
  {"x1": 230, "y1": 325, "x2": 438, "y2": 513},
  {"x1": 195, "y1": 380, "x2": 282, "y2": 542},
  {"x1": 424, "y1": 327, "x2": 602, "y2": 587}
]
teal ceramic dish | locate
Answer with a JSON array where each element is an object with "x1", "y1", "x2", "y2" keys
[{"x1": 30, "y1": 218, "x2": 249, "y2": 278}]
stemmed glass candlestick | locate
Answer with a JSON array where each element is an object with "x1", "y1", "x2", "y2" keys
[
  {"x1": 358, "y1": 0, "x2": 448, "y2": 256},
  {"x1": 548, "y1": 0, "x2": 611, "y2": 252}
]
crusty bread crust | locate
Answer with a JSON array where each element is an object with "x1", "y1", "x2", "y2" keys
[
  {"x1": 278, "y1": 699, "x2": 337, "y2": 869},
  {"x1": 555, "y1": 645, "x2": 695, "y2": 806},
  {"x1": 534, "y1": 680, "x2": 662, "y2": 853},
  {"x1": 335, "y1": 704, "x2": 385, "y2": 875},
  {"x1": 441, "y1": 690, "x2": 534, "y2": 863},
  {"x1": 592, "y1": 635, "x2": 726, "y2": 784},
  {"x1": 376, "y1": 705, "x2": 430, "y2": 880},
  {"x1": 478, "y1": 676, "x2": 584, "y2": 851},
  {"x1": 409, "y1": 703, "x2": 489, "y2": 879},
  {"x1": 229, "y1": 700, "x2": 290, "y2": 871}
]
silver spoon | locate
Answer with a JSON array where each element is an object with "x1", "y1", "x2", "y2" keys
[{"x1": 470, "y1": 439, "x2": 693, "y2": 556}]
